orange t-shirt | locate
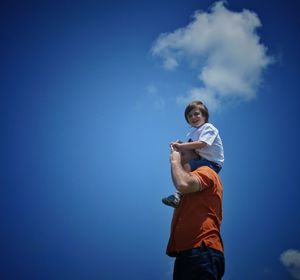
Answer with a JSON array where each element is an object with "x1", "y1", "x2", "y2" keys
[{"x1": 166, "y1": 166, "x2": 224, "y2": 256}]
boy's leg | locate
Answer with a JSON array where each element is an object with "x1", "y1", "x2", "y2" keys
[
  {"x1": 183, "y1": 163, "x2": 191, "y2": 172},
  {"x1": 181, "y1": 149, "x2": 198, "y2": 166}
]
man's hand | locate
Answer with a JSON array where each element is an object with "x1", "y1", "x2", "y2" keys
[{"x1": 170, "y1": 144, "x2": 182, "y2": 163}]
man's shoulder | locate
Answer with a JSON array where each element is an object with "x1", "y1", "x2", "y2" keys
[
  {"x1": 192, "y1": 166, "x2": 221, "y2": 186},
  {"x1": 194, "y1": 166, "x2": 218, "y2": 175}
]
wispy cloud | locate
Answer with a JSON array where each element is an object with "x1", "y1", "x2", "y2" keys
[
  {"x1": 151, "y1": 1, "x2": 273, "y2": 110},
  {"x1": 280, "y1": 249, "x2": 300, "y2": 279},
  {"x1": 146, "y1": 84, "x2": 165, "y2": 111}
]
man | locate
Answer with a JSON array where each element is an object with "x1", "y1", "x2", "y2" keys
[{"x1": 166, "y1": 144, "x2": 225, "y2": 280}]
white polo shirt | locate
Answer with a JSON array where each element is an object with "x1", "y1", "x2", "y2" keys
[{"x1": 186, "y1": 123, "x2": 224, "y2": 166}]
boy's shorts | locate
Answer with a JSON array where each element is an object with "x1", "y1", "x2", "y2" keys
[{"x1": 189, "y1": 157, "x2": 222, "y2": 173}]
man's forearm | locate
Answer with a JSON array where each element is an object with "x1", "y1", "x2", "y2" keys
[{"x1": 171, "y1": 160, "x2": 187, "y2": 191}]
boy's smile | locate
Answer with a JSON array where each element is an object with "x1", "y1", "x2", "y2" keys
[{"x1": 187, "y1": 108, "x2": 205, "y2": 128}]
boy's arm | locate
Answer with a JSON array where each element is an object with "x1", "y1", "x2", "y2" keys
[{"x1": 172, "y1": 141, "x2": 207, "y2": 150}]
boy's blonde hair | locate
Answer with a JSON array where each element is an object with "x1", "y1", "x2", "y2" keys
[{"x1": 184, "y1": 101, "x2": 209, "y2": 123}]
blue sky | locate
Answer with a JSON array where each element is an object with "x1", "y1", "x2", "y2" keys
[{"x1": 1, "y1": 0, "x2": 300, "y2": 279}]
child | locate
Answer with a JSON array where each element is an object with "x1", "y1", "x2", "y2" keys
[{"x1": 162, "y1": 100, "x2": 224, "y2": 208}]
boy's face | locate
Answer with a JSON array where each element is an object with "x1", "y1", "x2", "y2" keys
[{"x1": 187, "y1": 108, "x2": 205, "y2": 128}]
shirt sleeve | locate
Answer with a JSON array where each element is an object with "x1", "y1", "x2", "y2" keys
[
  {"x1": 191, "y1": 168, "x2": 213, "y2": 191},
  {"x1": 198, "y1": 124, "x2": 218, "y2": 146}
]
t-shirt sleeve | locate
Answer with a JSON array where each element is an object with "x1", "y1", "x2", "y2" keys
[
  {"x1": 198, "y1": 124, "x2": 218, "y2": 146},
  {"x1": 192, "y1": 167, "x2": 214, "y2": 191}
]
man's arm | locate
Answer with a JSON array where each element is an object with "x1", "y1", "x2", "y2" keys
[{"x1": 170, "y1": 145, "x2": 202, "y2": 194}]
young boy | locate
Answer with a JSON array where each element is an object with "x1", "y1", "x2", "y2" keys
[{"x1": 162, "y1": 100, "x2": 224, "y2": 208}]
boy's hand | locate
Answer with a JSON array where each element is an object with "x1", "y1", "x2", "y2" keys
[
  {"x1": 170, "y1": 140, "x2": 183, "y2": 150},
  {"x1": 171, "y1": 142, "x2": 181, "y2": 149}
]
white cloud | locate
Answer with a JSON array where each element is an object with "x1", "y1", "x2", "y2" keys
[
  {"x1": 151, "y1": 1, "x2": 273, "y2": 110},
  {"x1": 177, "y1": 87, "x2": 220, "y2": 112},
  {"x1": 280, "y1": 249, "x2": 300, "y2": 279}
]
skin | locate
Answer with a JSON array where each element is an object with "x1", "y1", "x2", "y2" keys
[{"x1": 170, "y1": 145, "x2": 202, "y2": 194}]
